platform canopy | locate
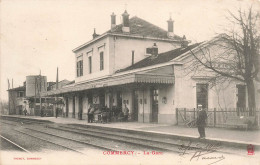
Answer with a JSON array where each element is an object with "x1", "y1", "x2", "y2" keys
[{"x1": 41, "y1": 68, "x2": 174, "y2": 97}]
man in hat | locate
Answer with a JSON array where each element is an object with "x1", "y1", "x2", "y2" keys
[{"x1": 196, "y1": 104, "x2": 207, "y2": 139}]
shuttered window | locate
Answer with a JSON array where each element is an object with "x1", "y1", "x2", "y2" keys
[
  {"x1": 100, "y1": 52, "x2": 104, "y2": 70},
  {"x1": 77, "y1": 55, "x2": 83, "y2": 77}
]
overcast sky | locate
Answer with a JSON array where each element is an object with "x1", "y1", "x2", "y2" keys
[{"x1": 0, "y1": 0, "x2": 259, "y2": 101}]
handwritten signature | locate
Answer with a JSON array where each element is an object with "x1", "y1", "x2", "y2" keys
[{"x1": 178, "y1": 141, "x2": 225, "y2": 165}]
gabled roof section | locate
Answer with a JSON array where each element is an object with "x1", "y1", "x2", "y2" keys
[
  {"x1": 108, "y1": 16, "x2": 182, "y2": 40},
  {"x1": 117, "y1": 43, "x2": 201, "y2": 73},
  {"x1": 73, "y1": 16, "x2": 185, "y2": 52}
]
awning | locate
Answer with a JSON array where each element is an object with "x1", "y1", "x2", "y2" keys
[{"x1": 41, "y1": 73, "x2": 174, "y2": 96}]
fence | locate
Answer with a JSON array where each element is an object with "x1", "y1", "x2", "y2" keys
[{"x1": 176, "y1": 108, "x2": 260, "y2": 128}]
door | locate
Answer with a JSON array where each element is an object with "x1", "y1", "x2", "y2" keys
[
  {"x1": 117, "y1": 91, "x2": 122, "y2": 109},
  {"x1": 78, "y1": 95, "x2": 83, "y2": 120},
  {"x1": 196, "y1": 84, "x2": 208, "y2": 109},
  {"x1": 132, "y1": 90, "x2": 139, "y2": 121},
  {"x1": 73, "y1": 96, "x2": 76, "y2": 118},
  {"x1": 236, "y1": 85, "x2": 246, "y2": 111},
  {"x1": 18, "y1": 105, "x2": 23, "y2": 115},
  {"x1": 99, "y1": 92, "x2": 105, "y2": 107},
  {"x1": 66, "y1": 98, "x2": 69, "y2": 117},
  {"x1": 151, "y1": 88, "x2": 159, "y2": 123}
]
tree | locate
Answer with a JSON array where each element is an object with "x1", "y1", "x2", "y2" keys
[{"x1": 187, "y1": 7, "x2": 260, "y2": 116}]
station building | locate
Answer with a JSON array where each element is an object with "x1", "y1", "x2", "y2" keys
[{"x1": 42, "y1": 11, "x2": 260, "y2": 124}]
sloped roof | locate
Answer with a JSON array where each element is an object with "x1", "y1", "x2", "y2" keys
[
  {"x1": 117, "y1": 43, "x2": 201, "y2": 73},
  {"x1": 107, "y1": 16, "x2": 183, "y2": 40},
  {"x1": 7, "y1": 86, "x2": 25, "y2": 91},
  {"x1": 73, "y1": 16, "x2": 185, "y2": 52}
]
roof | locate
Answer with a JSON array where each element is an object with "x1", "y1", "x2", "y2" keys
[
  {"x1": 107, "y1": 16, "x2": 183, "y2": 40},
  {"x1": 66, "y1": 80, "x2": 75, "y2": 85},
  {"x1": 117, "y1": 43, "x2": 201, "y2": 73},
  {"x1": 7, "y1": 86, "x2": 26, "y2": 91},
  {"x1": 73, "y1": 16, "x2": 185, "y2": 52}
]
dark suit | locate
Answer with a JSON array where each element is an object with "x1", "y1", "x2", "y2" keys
[{"x1": 197, "y1": 109, "x2": 207, "y2": 138}]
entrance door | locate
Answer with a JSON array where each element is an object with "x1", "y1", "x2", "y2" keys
[
  {"x1": 100, "y1": 92, "x2": 105, "y2": 107},
  {"x1": 18, "y1": 105, "x2": 23, "y2": 115},
  {"x1": 132, "y1": 90, "x2": 139, "y2": 121},
  {"x1": 236, "y1": 85, "x2": 246, "y2": 111},
  {"x1": 66, "y1": 98, "x2": 69, "y2": 117},
  {"x1": 73, "y1": 96, "x2": 75, "y2": 118},
  {"x1": 117, "y1": 91, "x2": 122, "y2": 109},
  {"x1": 151, "y1": 88, "x2": 159, "y2": 123},
  {"x1": 196, "y1": 84, "x2": 208, "y2": 109},
  {"x1": 78, "y1": 95, "x2": 83, "y2": 120}
]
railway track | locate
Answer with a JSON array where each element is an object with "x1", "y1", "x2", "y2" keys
[
  {"x1": 0, "y1": 116, "x2": 245, "y2": 156},
  {"x1": 15, "y1": 129, "x2": 87, "y2": 154},
  {"x1": 47, "y1": 125, "x2": 181, "y2": 153},
  {"x1": 1, "y1": 118, "x2": 118, "y2": 153},
  {"x1": 0, "y1": 135, "x2": 31, "y2": 153},
  {"x1": 23, "y1": 127, "x2": 116, "y2": 151}
]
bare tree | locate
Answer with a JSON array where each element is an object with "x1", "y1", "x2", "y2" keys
[{"x1": 187, "y1": 7, "x2": 260, "y2": 116}]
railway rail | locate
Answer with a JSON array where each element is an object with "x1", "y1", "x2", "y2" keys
[
  {"x1": 0, "y1": 116, "x2": 247, "y2": 156},
  {"x1": 0, "y1": 135, "x2": 31, "y2": 153}
]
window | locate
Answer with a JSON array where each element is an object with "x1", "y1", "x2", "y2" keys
[
  {"x1": 76, "y1": 56, "x2": 83, "y2": 77},
  {"x1": 89, "y1": 56, "x2": 92, "y2": 73},
  {"x1": 132, "y1": 51, "x2": 135, "y2": 65},
  {"x1": 196, "y1": 84, "x2": 208, "y2": 109},
  {"x1": 17, "y1": 91, "x2": 24, "y2": 97},
  {"x1": 100, "y1": 52, "x2": 104, "y2": 70},
  {"x1": 152, "y1": 89, "x2": 159, "y2": 103}
]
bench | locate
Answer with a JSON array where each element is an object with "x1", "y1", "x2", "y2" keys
[{"x1": 222, "y1": 116, "x2": 255, "y2": 130}]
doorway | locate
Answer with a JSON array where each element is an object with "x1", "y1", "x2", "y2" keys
[
  {"x1": 236, "y1": 85, "x2": 246, "y2": 111},
  {"x1": 65, "y1": 98, "x2": 69, "y2": 117},
  {"x1": 78, "y1": 95, "x2": 83, "y2": 120},
  {"x1": 72, "y1": 96, "x2": 76, "y2": 118},
  {"x1": 117, "y1": 91, "x2": 122, "y2": 109},
  {"x1": 132, "y1": 90, "x2": 139, "y2": 121},
  {"x1": 99, "y1": 91, "x2": 105, "y2": 107},
  {"x1": 151, "y1": 88, "x2": 159, "y2": 123},
  {"x1": 196, "y1": 84, "x2": 208, "y2": 109}
]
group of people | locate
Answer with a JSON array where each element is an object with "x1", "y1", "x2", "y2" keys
[{"x1": 87, "y1": 103, "x2": 129, "y2": 123}]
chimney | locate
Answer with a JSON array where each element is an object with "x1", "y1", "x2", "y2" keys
[
  {"x1": 151, "y1": 43, "x2": 158, "y2": 58},
  {"x1": 111, "y1": 12, "x2": 116, "y2": 29},
  {"x1": 92, "y1": 28, "x2": 99, "y2": 39},
  {"x1": 122, "y1": 10, "x2": 130, "y2": 33},
  {"x1": 167, "y1": 17, "x2": 174, "y2": 37},
  {"x1": 181, "y1": 35, "x2": 188, "y2": 47}
]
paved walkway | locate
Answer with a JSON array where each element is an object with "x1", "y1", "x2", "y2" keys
[{"x1": 3, "y1": 115, "x2": 260, "y2": 144}]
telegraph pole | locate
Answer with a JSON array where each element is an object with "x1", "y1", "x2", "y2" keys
[
  {"x1": 7, "y1": 79, "x2": 10, "y2": 115},
  {"x1": 55, "y1": 67, "x2": 59, "y2": 118},
  {"x1": 39, "y1": 71, "x2": 42, "y2": 117}
]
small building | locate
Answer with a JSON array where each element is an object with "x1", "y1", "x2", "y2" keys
[
  {"x1": 7, "y1": 75, "x2": 70, "y2": 116},
  {"x1": 7, "y1": 86, "x2": 26, "y2": 115}
]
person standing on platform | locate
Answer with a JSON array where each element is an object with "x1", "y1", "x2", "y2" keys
[
  {"x1": 196, "y1": 104, "x2": 207, "y2": 139},
  {"x1": 55, "y1": 107, "x2": 59, "y2": 118},
  {"x1": 88, "y1": 104, "x2": 95, "y2": 123},
  {"x1": 24, "y1": 108, "x2": 27, "y2": 116},
  {"x1": 122, "y1": 104, "x2": 129, "y2": 122}
]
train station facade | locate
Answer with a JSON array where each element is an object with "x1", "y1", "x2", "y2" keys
[{"x1": 42, "y1": 11, "x2": 260, "y2": 124}]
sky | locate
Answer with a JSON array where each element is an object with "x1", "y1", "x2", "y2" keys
[{"x1": 0, "y1": 0, "x2": 259, "y2": 101}]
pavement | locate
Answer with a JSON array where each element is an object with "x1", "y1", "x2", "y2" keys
[{"x1": 2, "y1": 115, "x2": 260, "y2": 146}]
